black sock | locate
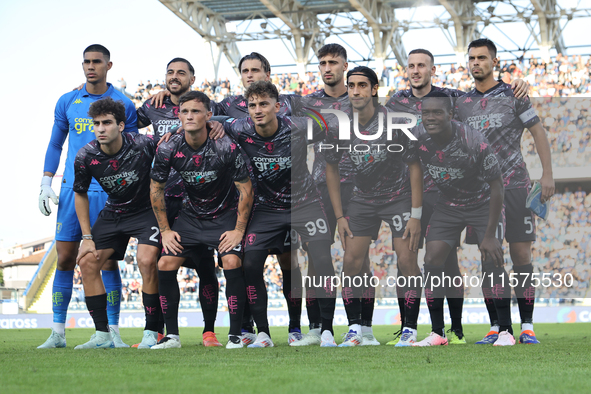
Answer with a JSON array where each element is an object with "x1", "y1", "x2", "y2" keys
[
  {"x1": 424, "y1": 264, "x2": 446, "y2": 336},
  {"x1": 157, "y1": 301, "x2": 165, "y2": 335},
  {"x1": 243, "y1": 250, "x2": 270, "y2": 336},
  {"x1": 402, "y1": 277, "x2": 422, "y2": 330},
  {"x1": 158, "y1": 270, "x2": 180, "y2": 336},
  {"x1": 86, "y1": 293, "x2": 108, "y2": 332},
  {"x1": 444, "y1": 249, "x2": 464, "y2": 332},
  {"x1": 361, "y1": 286, "x2": 375, "y2": 327},
  {"x1": 305, "y1": 255, "x2": 322, "y2": 329},
  {"x1": 282, "y1": 267, "x2": 302, "y2": 330},
  {"x1": 223, "y1": 267, "x2": 246, "y2": 336},
  {"x1": 142, "y1": 292, "x2": 160, "y2": 332},
  {"x1": 482, "y1": 264, "x2": 513, "y2": 334},
  {"x1": 343, "y1": 287, "x2": 362, "y2": 326},
  {"x1": 195, "y1": 252, "x2": 219, "y2": 333},
  {"x1": 241, "y1": 302, "x2": 255, "y2": 332},
  {"x1": 307, "y1": 241, "x2": 336, "y2": 334},
  {"x1": 396, "y1": 277, "x2": 406, "y2": 332},
  {"x1": 513, "y1": 263, "x2": 535, "y2": 326}
]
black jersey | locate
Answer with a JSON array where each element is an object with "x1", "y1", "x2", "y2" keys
[
  {"x1": 325, "y1": 105, "x2": 417, "y2": 205},
  {"x1": 74, "y1": 133, "x2": 155, "y2": 214},
  {"x1": 223, "y1": 116, "x2": 328, "y2": 210},
  {"x1": 137, "y1": 96, "x2": 183, "y2": 198},
  {"x1": 407, "y1": 121, "x2": 502, "y2": 207},
  {"x1": 302, "y1": 89, "x2": 355, "y2": 185},
  {"x1": 151, "y1": 133, "x2": 249, "y2": 219},
  {"x1": 386, "y1": 86, "x2": 465, "y2": 193},
  {"x1": 211, "y1": 94, "x2": 295, "y2": 118},
  {"x1": 454, "y1": 82, "x2": 540, "y2": 190}
]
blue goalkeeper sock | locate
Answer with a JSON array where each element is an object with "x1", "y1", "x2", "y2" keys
[
  {"x1": 102, "y1": 270, "x2": 122, "y2": 328},
  {"x1": 52, "y1": 270, "x2": 74, "y2": 335}
]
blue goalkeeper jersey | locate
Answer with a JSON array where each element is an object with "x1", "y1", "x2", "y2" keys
[{"x1": 43, "y1": 83, "x2": 138, "y2": 191}]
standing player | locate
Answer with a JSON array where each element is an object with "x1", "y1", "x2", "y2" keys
[
  {"x1": 73, "y1": 98, "x2": 160, "y2": 349},
  {"x1": 222, "y1": 81, "x2": 338, "y2": 348},
  {"x1": 291, "y1": 44, "x2": 380, "y2": 346},
  {"x1": 150, "y1": 52, "x2": 302, "y2": 343},
  {"x1": 456, "y1": 39, "x2": 555, "y2": 344},
  {"x1": 407, "y1": 95, "x2": 510, "y2": 346},
  {"x1": 150, "y1": 91, "x2": 253, "y2": 349},
  {"x1": 325, "y1": 67, "x2": 424, "y2": 346},
  {"x1": 137, "y1": 57, "x2": 222, "y2": 347},
  {"x1": 385, "y1": 48, "x2": 530, "y2": 345},
  {"x1": 38, "y1": 45, "x2": 137, "y2": 349}
]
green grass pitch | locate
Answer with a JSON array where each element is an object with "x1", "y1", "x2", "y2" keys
[{"x1": 1, "y1": 323, "x2": 590, "y2": 393}]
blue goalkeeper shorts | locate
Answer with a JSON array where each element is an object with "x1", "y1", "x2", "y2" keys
[{"x1": 54, "y1": 187, "x2": 108, "y2": 242}]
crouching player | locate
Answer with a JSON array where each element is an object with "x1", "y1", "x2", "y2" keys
[
  {"x1": 150, "y1": 91, "x2": 253, "y2": 349},
  {"x1": 73, "y1": 98, "x2": 161, "y2": 349},
  {"x1": 409, "y1": 94, "x2": 514, "y2": 346}
]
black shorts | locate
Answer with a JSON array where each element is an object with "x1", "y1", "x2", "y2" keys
[
  {"x1": 421, "y1": 191, "x2": 461, "y2": 248},
  {"x1": 166, "y1": 196, "x2": 215, "y2": 268},
  {"x1": 92, "y1": 208, "x2": 161, "y2": 260},
  {"x1": 318, "y1": 182, "x2": 355, "y2": 243},
  {"x1": 165, "y1": 209, "x2": 242, "y2": 258},
  {"x1": 426, "y1": 200, "x2": 505, "y2": 245},
  {"x1": 465, "y1": 188, "x2": 534, "y2": 245},
  {"x1": 347, "y1": 196, "x2": 412, "y2": 238},
  {"x1": 245, "y1": 202, "x2": 332, "y2": 253}
]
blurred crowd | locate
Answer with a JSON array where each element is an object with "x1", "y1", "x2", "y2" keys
[{"x1": 123, "y1": 53, "x2": 591, "y2": 109}]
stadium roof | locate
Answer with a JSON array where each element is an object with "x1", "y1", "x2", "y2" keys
[{"x1": 159, "y1": 0, "x2": 591, "y2": 77}]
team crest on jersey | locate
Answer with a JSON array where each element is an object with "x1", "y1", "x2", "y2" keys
[
  {"x1": 333, "y1": 101, "x2": 342, "y2": 110},
  {"x1": 230, "y1": 143, "x2": 237, "y2": 152},
  {"x1": 436, "y1": 150, "x2": 445, "y2": 162},
  {"x1": 415, "y1": 101, "x2": 422, "y2": 111},
  {"x1": 173, "y1": 106, "x2": 179, "y2": 116},
  {"x1": 247, "y1": 233, "x2": 256, "y2": 245},
  {"x1": 193, "y1": 155, "x2": 202, "y2": 166},
  {"x1": 480, "y1": 98, "x2": 489, "y2": 110},
  {"x1": 264, "y1": 142, "x2": 274, "y2": 153},
  {"x1": 56, "y1": 222, "x2": 62, "y2": 233},
  {"x1": 110, "y1": 159, "x2": 120, "y2": 171}
]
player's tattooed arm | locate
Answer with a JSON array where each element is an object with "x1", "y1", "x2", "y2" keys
[
  {"x1": 528, "y1": 122, "x2": 555, "y2": 202},
  {"x1": 481, "y1": 176, "x2": 505, "y2": 267},
  {"x1": 326, "y1": 161, "x2": 353, "y2": 249},
  {"x1": 74, "y1": 192, "x2": 99, "y2": 263},
  {"x1": 150, "y1": 179, "x2": 182, "y2": 255},
  {"x1": 404, "y1": 160, "x2": 423, "y2": 252},
  {"x1": 219, "y1": 177, "x2": 254, "y2": 253}
]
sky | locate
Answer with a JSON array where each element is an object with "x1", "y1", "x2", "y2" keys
[{"x1": 0, "y1": 0, "x2": 589, "y2": 248}]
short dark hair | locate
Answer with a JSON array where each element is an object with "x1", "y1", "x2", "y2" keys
[
  {"x1": 347, "y1": 66, "x2": 379, "y2": 97},
  {"x1": 83, "y1": 44, "x2": 110, "y2": 61},
  {"x1": 238, "y1": 52, "x2": 271, "y2": 73},
  {"x1": 244, "y1": 80, "x2": 279, "y2": 102},
  {"x1": 423, "y1": 91, "x2": 453, "y2": 112},
  {"x1": 317, "y1": 43, "x2": 348, "y2": 61},
  {"x1": 468, "y1": 38, "x2": 497, "y2": 58},
  {"x1": 88, "y1": 97, "x2": 126, "y2": 125},
  {"x1": 167, "y1": 57, "x2": 195, "y2": 75},
  {"x1": 179, "y1": 90, "x2": 211, "y2": 110},
  {"x1": 408, "y1": 49, "x2": 435, "y2": 65}
]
